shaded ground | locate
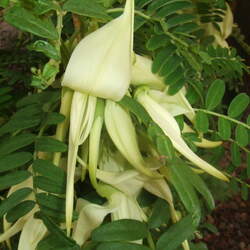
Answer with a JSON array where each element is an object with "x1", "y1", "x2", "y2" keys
[{"x1": 202, "y1": 196, "x2": 250, "y2": 250}]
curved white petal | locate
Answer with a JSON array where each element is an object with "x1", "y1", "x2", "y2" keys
[
  {"x1": 62, "y1": 0, "x2": 134, "y2": 101},
  {"x1": 104, "y1": 100, "x2": 160, "y2": 178},
  {"x1": 66, "y1": 92, "x2": 96, "y2": 235},
  {"x1": 137, "y1": 91, "x2": 228, "y2": 181},
  {"x1": 72, "y1": 199, "x2": 114, "y2": 246},
  {"x1": 148, "y1": 89, "x2": 195, "y2": 118},
  {"x1": 18, "y1": 216, "x2": 47, "y2": 250},
  {"x1": 183, "y1": 123, "x2": 222, "y2": 148},
  {"x1": 131, "y1": 54, "x2": 165, "y2": 90}
]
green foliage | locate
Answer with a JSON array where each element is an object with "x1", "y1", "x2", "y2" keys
[
  {"x1": 156, "y1": 214, "x2": 197, "y2": 250},
  {"x1": 63, "y1": 0, "x2": 110, "y2": 20},
  {"x1": 148, "y1": 198, "x2": 170, "y2": 229},
  {"x1": 4, "y1": 6, "x2": 58, "y2": 40},
  {"x1": 228, "y1": 93, "x2": 249, "y2": 118},
  {"x1": 0, "y1": 0, "x2": 249, "y2": 249},
  {"x1": 205, "y1": 79, "x2": 225, "y2": 111},
  {"x1": 91, "y1": 219, "x2": 148, "y2": 242}
]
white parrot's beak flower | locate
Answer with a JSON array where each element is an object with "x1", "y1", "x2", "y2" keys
[
  {"x1": 136, "y1": 89, "x2": 228, "y2": 181},
  {"x1": 62, "y1": 0, "x2": 134, "y2": 101}
]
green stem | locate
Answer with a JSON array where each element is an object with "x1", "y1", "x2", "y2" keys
[
  {"x1": 107, "y1": 8, "x2": 151, "y2": 20},
  {"x1": 223, "y1": 172, "x2": 250, "y2": 188},
  {"x1": 195, "y1": 109, "x2": 250, "y2": 130},
  {"x1": 147, "y1": 232, "x2": 156, "y2": 250},
  {"x1": 160, "y1": 20, "x2": 188, "y2": 48}
]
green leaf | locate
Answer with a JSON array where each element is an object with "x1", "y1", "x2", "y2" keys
[
  {"x1": 36, "y1": 193, "x2": 65, "y2": 212},
  {"x1": 34, "y1": 0, "x2": 59, "y2": 15},
  {"x1": 228, "y1": 93, "x2": 249, "y2": 118},
  {"x1": 167, "y1": 14, "x2": 195, "y2": 29},
  {"x1": 205, "y1": 79, "x2": 225, "y2": 110},
  {"x1": 172, "y1": 160, "x2": 215, "y2": 210},
  {"x1": 0, "y1": 188, "x2": 32, "y2": 217},
  {"x1": 156, "y1": 135, "x2": 175, "y2": 160},
  {"x1": 0, "y1": 0, "x2": 9, "y2": 8},
  {"x1": 0, "y1": 133, "x2": 36, "y2": 157},
  {"x1": 82, "y1": 242, "x2": 99, "y2": 250},
  {"x1": 155, "y1": 2, "x2": 194, "y2": 18},
  {"x1": 146, "y1": 35, "x2": 170, "y2": 51},
  {"x1": 235, "y1": 125, "x2": 248, "y2": 147},
  {"x1": 33, "y1": 159, "x2": 66, "y2": 184},
  {"x1": 44, "y1": 112, "x2": 65, "y2": 125},
  {"x1": 6, "y1": 200, "x2": 36, "y2": 223},
  {"x1": 230, "y1": 143, "x2": 241, "y2": 166},
  {"x1": 63, "y1": 0, "x2": 110, "y2": 20},
  {"x1": 97, "y1": 242, "x2": 151, "y2": 250},
  {"x1": 218, "y1": 117, "x2": 231, "y2": 140},
  {"x1": 37, "y1": 234, "x2": 80, "y2": 250},
  {"x1": 148, "y1": 198, "x2": 170, "y2": 228},
  {"x1": 167, "y1": 78, "x2": 185, "y2": 95},
  {"x1": 0, "y1": 152, "x2": 33, "y2": 173},
  {"x1": 201, "y1": 223, "x2": 218, "y2": 234},
  {"x1": 167, "y1": 162, "x2": 201, "y2": 223},
  {"x1": 0, "y1": 116, "x2": 41, "y2": 136},
  {"x1": 28, "y1": 40, "x2": 60, "y2": 60},
  {"x1": 118, "y1": 96, "x2": 151, "y2": 125},
  {"x1": 0, "y1": 171, "x2": 31, "y2": 191},
  {"x1": 159, "y1": 54, "x2": 182, "y2": 77},
  {"x1": 13, "y1": 104, "x2": 42, "y2": 119},
  {"x1": 34, "y1": 176, "x2": 65, "y2": 194},
  {"x1": 152, "y1": 45, "x2": 176, "y2": 74},
  {"x1": 195, "y1": 111, "x2": 209, "y2": 133},
  {"x1": 91, "y1": 219, "x2": 148, "y2": 242},
  {"x1": 4, "y1": 6, "x2": 58, "y2": 40},
  {"x1": 164, "y1": 66, "x2": 184, "y2": 86},
  {"x1": 17, "y1": 91, "x2": 60, "y2": 107},
  {"x1": 35, "y1": 212, "x2": 80, "y2": 249},
  {"x1": 35, "y1": 137, "x2": 67, "y2": 152},
  {"x1": 156, "y1": 214, "x2": 197, "y2": 250}
]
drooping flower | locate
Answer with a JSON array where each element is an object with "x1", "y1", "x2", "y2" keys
[
  {"x1": 65, "y1": 92, "x2": 96, "y2": 235},
  {"x1": 104, "y1": 100, "x2": 160, "y2": 178},
  {"x1": 62, "y1": 0, "x2": 134, "y2": 101},
  {"x1": 136, "y1": 89, "x2": 228, "y2": 181}
]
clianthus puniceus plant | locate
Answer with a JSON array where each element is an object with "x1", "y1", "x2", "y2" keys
[{"x1": 0, "y1": 0, "x2": 249, "y2": 250}]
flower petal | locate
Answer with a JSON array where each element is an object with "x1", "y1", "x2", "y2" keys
[
  {"x1": 18, "y1": 216, "x2": 47, "y2": 250},
  {"x1": 137, "y1": 91, "x2": 228, "y2": 181},
  {"x1": 62, "y1": 0, "x2": 134, "y2": 101}
]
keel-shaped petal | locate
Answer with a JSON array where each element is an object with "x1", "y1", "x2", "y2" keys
[
  {"x1": 62, "y1": 0, "x2": 134, "y2": 101},
  {"x1": 136, "y1": 91, "x2": 228, "y2": 181},
  {"x1": 104, "y1": 100, "x2": 160, "y2": 178}
]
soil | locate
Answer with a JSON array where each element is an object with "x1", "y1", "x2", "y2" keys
[{"x1": 201, "y1": 196, "x2": 250, "y2": 250}]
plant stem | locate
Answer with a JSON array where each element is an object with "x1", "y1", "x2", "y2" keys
[
  {"x1": 147, "y1": 232, "x2": 156, "y2": 250},
  {"x1": 223, "y1": 172, "x2": 250, "y2": 188},
  {"x1": 195, "y1": 109, "x2": 250, "y2": 130}
]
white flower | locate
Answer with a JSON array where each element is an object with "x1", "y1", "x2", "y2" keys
[
  {"x1": 104, "y1": 100, "x2": 160, "y2": 178},
  {"x1": 136, "y1": 89, "x2": 228, "y2": 181},
  {"x1": 131, "y1": 54, "x2": 165, "y2": 90},
  {"x1": 62, "y1": 0, "x2": 134, "y2": 101}
]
